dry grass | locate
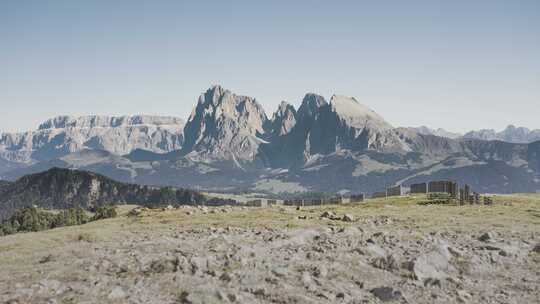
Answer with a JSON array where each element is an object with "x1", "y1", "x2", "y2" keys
[{"x1": 1, "y1": 194, "x2": 538, "y2": 273}]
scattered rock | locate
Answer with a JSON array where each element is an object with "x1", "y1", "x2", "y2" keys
[
  {"x1": 364, "y1": 244, "x2": 387, "y2": 258},
  {"x1": 457, "y1": 290, "x2": 472, "y2": 303},
  {"x1": 190, "y1": 257, "x2": 207, "y2": 275},
  {"x1": 412, "y1": 242, "x2": 456, "y2": 281},
  {"x1": 478, "y1": 232, "x2": 493, "y2": 242},
  {"x1": 321, "y1": 211, "x2": 337, "y2": 219},
  {"x1": 313, "y1": 265, "x2": 328, "y2": 278},
  {"x1": 342, "y1": 214, "x2": 354, "y2": 222},
  {"x1": 128, "y1": 207, "x2": 144, "y2": 216},
  {"x1": 219, "y1": 272, "x2": 232, "y2": 282},
  {"x1": 531, "y1": 243, "x2": 540, "y2": 254},
  {"x1": 272, "y1": 267, "x2": 288, "y2": 277},
  {"x1": 107, "y1": 286, "x2": 126, "y2": 300},
  {"x1": 38, "y1": 255, "x2": 54, "y2": 264},
  {"x1": 148, "y1": 258, "x2": 178, "y2": 273},
  {"x1": 477, "y1": 245, "x2": 501, "y2": 251},
  {"x1": 371, "y1": 255, "x2": 398, "y2": 271},
  {"x1": 179, "y1": 291, "x2": 193, "y2": 304},
  {"x1": 370, "y1": 287, "x2": 404, "y2": 302}
]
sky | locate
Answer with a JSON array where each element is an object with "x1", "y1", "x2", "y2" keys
[{"x1": 0, "y1": 0, "x2": 539, "y2": 133}]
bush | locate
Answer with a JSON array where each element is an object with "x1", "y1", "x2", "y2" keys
[
  {"x1": 0, "y1": 206, "x2": 112, "y2": 237},
  {"x1": 92, "y1": 206, "x2": 117, "y2": 220},
  {"x1": 53, "y1": 208, "x2": 89, "y2": 228}
]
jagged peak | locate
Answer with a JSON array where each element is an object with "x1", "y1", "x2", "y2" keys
[
  {"x1": 269, "y1": 101, "x2": 297, "y2": 137},
  {"x1": 183, "y1": 85, "x2": 269, "y2": 160},
  {"x1": 274, "y1": 101, "x2": 296, "y2": 117},
  {"x1": 197, "y1": 85, "x2": 262, "y2": 108},
  {"x1": 298, "y1": 93, "x2": 327, "y2": 118}
]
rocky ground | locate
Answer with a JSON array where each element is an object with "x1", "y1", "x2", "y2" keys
[{"x1": 1, "y1": 195, "x2": 539, "y2": 304}]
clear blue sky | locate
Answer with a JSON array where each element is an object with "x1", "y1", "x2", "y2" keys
[{"x1": 1, "y1": 0, "x2": 539, "y2": 133}]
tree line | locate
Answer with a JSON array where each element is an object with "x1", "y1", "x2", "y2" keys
[{"x1": 0, "y1": 205, "x2": 117, "y2": 236}]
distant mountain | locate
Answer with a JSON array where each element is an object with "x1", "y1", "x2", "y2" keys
[
  {"x1": 410, "y1": 126, "x2": 462, "y2": 139},
  {"x1": 0, "y1": 180, "x2": 11, "y2": 192},
  {"x1": 0, "y1": 115, "x2": 184, "y2": 164},
  {"x1": 463, "y1": 125, "x2": 540, "y2": 144},
  {"x1": 410, "y1": 125, "x2": 540, "y2": 144},
  {"x1": 1, "y1": 86, "x2": 539, "y2": 195},
  {"x1": 0, "y1": 167, "x2": 205, "y2": 220}
]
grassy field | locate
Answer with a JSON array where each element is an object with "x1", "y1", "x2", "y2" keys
[
  {"x1": 0, "y1": 194, "x2": 539, "y2": 304},
  {"x1": 1, "y1": 194, "x2": 538, "y2": 259}
]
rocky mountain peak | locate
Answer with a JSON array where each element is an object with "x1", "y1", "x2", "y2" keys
[
  {"x1": 275, "y1": 101, "x2": 295, "y2": 116},
  {"x1": 182, "y1": 86, "x2": 269, "y2": 162},
  {"x1": 270, "y1": 101, "x2": 297, "y2": 137},
  {"x1": 297, "y1": 93, "x2": 327, "y2": 119},
  {"x1": 189, "y1": 85, "x2": 267, "y2": 127},
  {"x1": 411, "y1": 126, "x2": 462, "y2": 139},
  {"x1": 329, "y1": 95, "x2": 392, "y2": 130}
]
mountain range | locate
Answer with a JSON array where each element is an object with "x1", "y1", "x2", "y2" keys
[
  {"x1": 412, "y1": 125, "x2": 540, "y2": 143},
  {"x1": 1, "y1": 85, "x2": 539, "y2": 195}
]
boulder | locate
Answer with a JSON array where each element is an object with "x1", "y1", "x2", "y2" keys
[
  {"x1": 478, "y1": 232, "x2": 493, "y2": 242},
  {"x1": 321, "y1": 211, "x2": 337, "y2": 220},
  {"x1": 342, "y1": 214, "x2": 354, "y2": 222},
  {"x1": 412, "y1": 242, "x2": 456, "y2": 281},
  {"x1": 107, "y1": 286, "x2": 127, "y2": 300},
  {"x1": 532, "y1": 243, "x2": 540, "y2": 254},
  {"x1": 370, "y1": 287, "x2": 404, "y2": 302}
]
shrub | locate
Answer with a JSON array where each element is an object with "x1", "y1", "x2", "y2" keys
[
  {"x1": 53, "y1": 208, "x2": 89, "y2": 228},
  {"x1": 92, "y1": 205, "x2": 117, "y2": 220},
  {"x1": 0, "y1": 205, "x2": 118, "y2": 237}
]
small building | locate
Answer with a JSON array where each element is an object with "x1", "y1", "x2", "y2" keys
[
  {"x1": 246, "y1": 199, "x2": 267, "y2": 207},
  {"x1": 329, "y1": 196, "x2": 343, "y2": 204},
  {"x1": 386, "y1": 185, "x2": 405, "y2": 197},
  {"x1": 428, "y1": 181, "x2": 459, "y2": 198},
  {"x1": 410, "y1": 182, "x2": 428, "y2": 194},
  {"x1": 309, "y1": 198, "x2": 323, "y2": 205},
  {"x1": 372, "y1": 191, "x2": 387, "y2": 199},
  {"x1": 350, "y1": 193, "x2": 365, "y2": 203},
  {"x1": 460, "y1": 184, "x2": 471, "y2": 204}
]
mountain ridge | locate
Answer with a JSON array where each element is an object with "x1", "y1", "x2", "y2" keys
[
  {"x1": 1, "y1": 85, "x2": 539, "y2": 194},
  {"x1": 463, "y1": 125, "x2": 540, "y2": 144},
  {"x1": 0, "y1": 115, "x2": 184, "y2": 166},
  {"x1": 0, "y1": 167, "x2": 205, "y2": 220},
  {"x1": 412, "y1": 125, "x2": 540, "y2": 144}
]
